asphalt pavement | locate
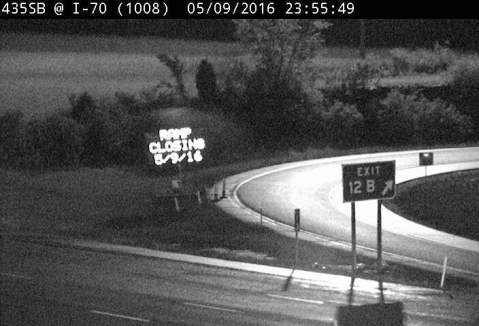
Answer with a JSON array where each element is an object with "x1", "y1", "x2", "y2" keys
[
  {"x1": 1, "y1": 234, "x2": 478, "y2": 325},
  {"x1": 228, "y1": 147, "x2": 479, "y2": 280}
]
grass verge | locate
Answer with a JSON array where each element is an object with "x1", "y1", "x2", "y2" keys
[
  {"x1": 385, "y1": 169, "x2": 479, "y2": 241},
  {"x1": 2, "y1": 144, "x2": 479, "y2": 291},
  {"x1": 89, "y1": 201, "x2": 476, "y2": 291}
]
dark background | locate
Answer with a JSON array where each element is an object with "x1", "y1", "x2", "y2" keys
[{"x1": 2, "y1": 19, "x2": 479, "y2": 49}]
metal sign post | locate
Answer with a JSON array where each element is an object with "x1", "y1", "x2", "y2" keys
[
  {"x1": 419, "y1": 152, "x2": 434, "y2": 183},
  {"x1": 419, "y1": 152, "x2": 433, "y2": 183},
  {"x1": 294, "y1": 209, "x2": 300, "y2": 268},
  {"x1": 377, "y1": 200, "x2": 382, "y2": 274},
  {"x1": 351, "y1": 202, "x2": 357, "y2": 275},
  {"x1": 342, "y1": 161, "x2": 396, "y2": 276},
  {"x1": 419, "y1": 152, "x2": 434, "y2": 210}
]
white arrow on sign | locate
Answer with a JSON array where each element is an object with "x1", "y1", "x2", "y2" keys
[{"x1": 382, "y1": 180, "x2": 393, "y2": 196}]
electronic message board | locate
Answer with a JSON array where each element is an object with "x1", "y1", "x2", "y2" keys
[{"x1": 147, "y1": 127, "x2": 205, "y2": 166}]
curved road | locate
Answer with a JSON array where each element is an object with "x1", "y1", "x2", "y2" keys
[{"x1": 231, "y1": 147, "x2": 479, "y2": 280}]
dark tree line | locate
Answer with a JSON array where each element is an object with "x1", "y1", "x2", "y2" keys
[{"x1": 2, "y1": 19, "x2": 479, "y2": 49}]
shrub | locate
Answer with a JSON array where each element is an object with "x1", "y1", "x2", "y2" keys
[
  {"x1": 69, "y1": 92, "x2": 97, "y2": 125},
  {"x1": 115, "y1": 91, "x2": 145, "y2": 116},
  {"x1": 377, "y1": 90, "x2": 419, "y2": 145},
  {"x1": 65, "y1": 91, "x2": 160, "y2": 167},
  {"x1": 21, "y1": 114, "x2": 84, "y2": 169},
  {"x1": 321, "y1": 63, "x2": 379, "y2": 144},
  {"x1": 378, "y1": 89, "x2": 472, "y2": 145},
  {"x1": 157, "y1": 54, "x2": 187, "y2": 103},
  {"x1": 236, "y1": 67, "x2": 307, "y2": 146},
  {"x1": 195, "y1": 59, "x2": 218, "y2": 105},
  {"x1": 322, "y1": 62, "x2": 378, "y2": 104},
  {"x1": 218, "y1": 60, "x2": 250, "y2": 113},
  {"x1": 234, "y1": 20, "x2": 330, "y2": 84},
  {"x1": 20, "y1": 119, "x2": 44, "y2": 169},
  {"x1": 449, "y1": 60, "x2": 479, "y2": 136},
  {"x1": 66, "y1": 94, "x2": 114, "y2": 166},
  {"x1": 320, "y1": 101, "x2": 365, "y2": 147},
  {"x1": 113, "y1": 110, "x2": 155, "y2": 166},
  {"x1": 0, "y1": 110, "x2": 24, "y2": 165},
  {"x1": 363, "y1": 53, "x2": 395, "y2": 78},
  {"x1": 115, "y1": 87, "x2": 177, "y2": 115},
  {"x1": 415, "y1": 98, "x2": 472, "y2": 144},
  {"x1": 390, "y1": 44, "x2": 455, "y2": 75},
  {"x1": 81, "y1": 108, "x2": 119, "y2": 166}
]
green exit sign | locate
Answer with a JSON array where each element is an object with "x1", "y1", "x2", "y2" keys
[{"x1": 342, "y1": 161, "x2": 396, "y2": 202}]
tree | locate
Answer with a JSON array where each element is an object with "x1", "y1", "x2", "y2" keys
[
  {"x1": 157, "y1": 54, "x2": 187, "y2": 103},
  {"x1": 0, "y1": 110, "x2": 23, "y2": 165},
  {"x1": 195, "y1": 59, "x2": 218, "y2": 105},
  {"x1": 234, "y1": 19, "x2": 330, "y2": 82}
]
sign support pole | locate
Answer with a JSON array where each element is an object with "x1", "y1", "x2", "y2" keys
[
  {"x1": 424, "y1": 165, "x2": 428, "y2": 210},
  {"x1": 295, "y1": 229, "x2": 299, "y2": 269},
  {"x1": 351, "y1": 202, "x2": 357, "y2": 275},
  {"x1": 294, "y1": 209, "x2": 300, "y2": 269},
  {"x1": 377, "y1": 200, "x2": 382, "y2": 274},
  {"x1": 221, "y1": 178, "x2": 227, "y2": 199}
]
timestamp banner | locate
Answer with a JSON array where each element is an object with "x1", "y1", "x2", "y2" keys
[{"x1": 0, "y1": 0, "x2": 472, "y2": 18}]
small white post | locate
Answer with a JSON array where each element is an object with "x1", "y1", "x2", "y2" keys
[
  {"x1": 174, "y1": 197, "x2": 180, "y2": 213},
  {"x1": 196, "y1": 190, "x2": 202, "y2": 205},
  {"x1": 440, "y1": 256, "x2": 448, "y2": 289}
]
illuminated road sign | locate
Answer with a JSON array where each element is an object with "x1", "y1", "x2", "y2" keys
[
  {"x1": 419, "y1": 152, "x2": 433, "y2": 166},
  {"x1": 147, "y1": 127, "x2": 205, "y2": 166},
  {"x1": 342, "y1": 161, "x2": 396, "y2": 202}
]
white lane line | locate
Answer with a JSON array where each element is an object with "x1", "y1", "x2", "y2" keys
[
  {"x1": 407, "y1": 311, "x2": 472, "y2": 323},
  {"x1": 267, "y1": 294, "x2": 324, "y2": 305},
  {"x1": 89, "y1": 310, "x2": 150, "y2": 323},
  {"x1": 183, "y1": 302, "x2": 239, "y2": 313},
  {"x1": 0, "y1": 272, "x2": 32, "y2": 280}
]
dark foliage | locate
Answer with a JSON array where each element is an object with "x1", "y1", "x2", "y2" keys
[
  {"x1": 449, "y1": 62, "x2": 479, "y2": 137},
  {"x1": 0, "y1": 110, "x2": 24, "y2": 165},
  {"x1": 157, "y1": 54, "x2": 187, "y2": 103},
  {"x1": 4, "y1": 20, "x2": 479, "y2": 49},
  {"x1": 223, "y1": 67, "x2": 308, "y2": 148},
  {"x1": 378, "y1": 90, "x2": 472, "y2": 145},
  {"x1": 195, "y1": 59, "x2": 219, "y2": 105},
  {"x1": 21, "y1": 114, "x2": 84, "y2": 169},
  {"x1": 320, "y1": 101, "x2": 365, "y2": 147},
  {"x1": 69, "y1": 92, "x2": 97, "y2": 125}
]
